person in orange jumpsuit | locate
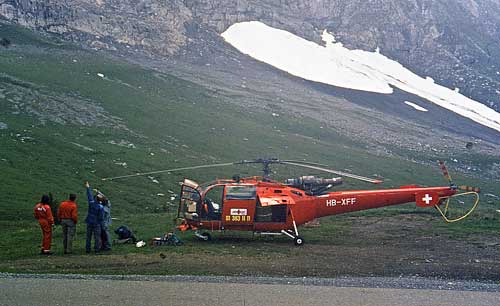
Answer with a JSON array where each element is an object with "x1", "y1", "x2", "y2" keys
[
  {"x1": 57, "y1": 194, "x2": 78, "y2": 254},
  {"x1": 34, "y1": 194, "x2": 54, "y2": 255}
]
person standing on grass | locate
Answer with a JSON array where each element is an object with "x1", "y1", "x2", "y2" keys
[
  {"x1": 57, "y1": 193, "x2": 78, "y2": 254},
  {"x1": 34, "y1": 195, "x2": 54, "y2": 255},
  {"x1": 85, "y1": 181, "x2": 104, "y2": 254},
  {"x1": 96, "y1": 190, "x2": 112, "y2": 251},
  {"x1": 102, "y1": 196, "x2": 112, "y2": 251}
]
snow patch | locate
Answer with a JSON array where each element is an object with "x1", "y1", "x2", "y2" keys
[
  {"x1": 148, "y1": 176, "x2": 159, "y2": 184},
  {"x1": 70, "y1": 142, "x2": 95, "y2": 152},
  {"x1": 108, "y1": 139, "x2": 136, "y2": 148},
  {"x1": 404, "y1": 101, "x2": 428, "y2": 112},
  {"x1": 114, "y1": 161, "x2": 127, "y2": 167},
  {"x1": 221, "y1": 21, "x2": 500, "y2": 132}
]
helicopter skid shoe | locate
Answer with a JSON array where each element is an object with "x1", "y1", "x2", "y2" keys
[{"x1": 195, "y1": 231, "x2": 212, "y2": 241}]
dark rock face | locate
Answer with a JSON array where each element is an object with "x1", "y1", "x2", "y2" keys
[
  {"x1": 1, "y1": 0, "x2": 499, "y2": 110},
  {"x1": 0, "y1": 0, "x2": 193, "y2": 55}
]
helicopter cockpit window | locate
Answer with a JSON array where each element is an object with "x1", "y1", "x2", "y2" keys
[
  {"x1": 225, "y1": 185, "x2": 256, "y2": 200},
  {"x1": 182, "y1": 186, "x2": 200, "y2": 201}
]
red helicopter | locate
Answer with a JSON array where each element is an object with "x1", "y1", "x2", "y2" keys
[{"x1": 104, "y1": 159, "x2": 480, "y2": 245}]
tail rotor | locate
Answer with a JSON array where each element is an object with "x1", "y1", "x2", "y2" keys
[
  {"x1": 436, "y1": 160, "x2": 480, "y2": 223},
  {"x1": 438, "y1": 160, "x2": 480, "y2": 193}
]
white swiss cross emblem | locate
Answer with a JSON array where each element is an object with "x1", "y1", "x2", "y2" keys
[{"x1": 422, "y1": 194, "x2": 433, "y2": 205}]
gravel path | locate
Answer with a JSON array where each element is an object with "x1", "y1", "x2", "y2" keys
[
  {"x1": 2, "y1": 273, "x2": 500, "y2": 292},
  {"x1": 1, "y1": 273, "x2": 500, "y2": 306}
]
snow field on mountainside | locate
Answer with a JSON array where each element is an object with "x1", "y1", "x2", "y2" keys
[{"x1": 221, "y1": 21, "x2": 500, "y2": 132}]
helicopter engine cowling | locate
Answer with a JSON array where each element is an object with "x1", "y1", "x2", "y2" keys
[{"x1": 284, "y1": 176, "x2": 342, "y2": 195}]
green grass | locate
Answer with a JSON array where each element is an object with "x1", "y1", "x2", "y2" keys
[{"x1": 0, "y1": 22, "x2": 499, "y2": 274}]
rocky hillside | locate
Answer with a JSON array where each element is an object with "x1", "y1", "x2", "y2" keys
[{"x1": 1, "y1": 0, "x2": 499, "y2": 112}]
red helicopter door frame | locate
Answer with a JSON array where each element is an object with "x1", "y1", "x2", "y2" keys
[{"x1": 221, "y1": 184, "x2": 256, "y2": 230}]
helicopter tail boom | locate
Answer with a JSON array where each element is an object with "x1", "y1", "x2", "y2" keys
[{"x1": 313, "y1": 186, "x2": 456, "y2": 219}]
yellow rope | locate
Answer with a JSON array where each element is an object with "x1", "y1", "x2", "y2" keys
[
  {"x1": 443, "y1": 197, "x2": 450, "y2": 216},
  {"x1": 434, "y1": 191, "x2": 480, "y2": 223}
]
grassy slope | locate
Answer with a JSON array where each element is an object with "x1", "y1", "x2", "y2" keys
[{"x1": 0, "y1": 23, "x2": 498, "y2": 272}]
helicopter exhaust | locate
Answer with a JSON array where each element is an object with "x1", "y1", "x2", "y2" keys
[{"x1": 284, "y1": 176, "x2": 342, "y2": 195}]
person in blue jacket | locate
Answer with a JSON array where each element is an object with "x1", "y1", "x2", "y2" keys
[
  {"x1": 98, "y1": 191, "x2": 112, "y2": 251},
  {"x1": 85, "y1": 181, "x2": 104, "y2": 253}
]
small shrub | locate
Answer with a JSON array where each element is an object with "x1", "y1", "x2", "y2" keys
[{"x1": 0, "y1": 38, "x2": 11, "y2": 48}]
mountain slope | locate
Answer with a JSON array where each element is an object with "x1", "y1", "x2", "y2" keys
[
  {"x1": 0, "y1": 21, "x2": 499, "y2": 271},
  {"x1": 1, "y1": 0, "x2": 499, "y2": 111}
]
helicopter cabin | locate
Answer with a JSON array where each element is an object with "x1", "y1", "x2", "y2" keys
[{"x1": 178, "y1": 178, "x2": 303, "y2": 231}]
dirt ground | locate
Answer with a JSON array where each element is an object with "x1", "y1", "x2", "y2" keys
[{"x1": 2, "y1": 214, "x2": 500, "y2": 281}]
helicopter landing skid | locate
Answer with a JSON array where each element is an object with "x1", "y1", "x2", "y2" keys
[
  {"x1": 257, "y1": 229, "x2": 304, "y2": 246},
  {"x1": 194, "y1": 231, "x2": 212, "y2": 241},
  {"x1": 280, "y1": 230, "x2": 305, "y2": 246},
  {"x1": 258, "y1": 208, "x2": 304, "y2": 246}
]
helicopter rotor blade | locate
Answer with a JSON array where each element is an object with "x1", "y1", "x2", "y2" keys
[
  {"x1": 280, "y1": 161, "x2": 383, "y2": 184},
  {"x1": 101, "y1": 158, "x2": 383, "y2": 184},
  {"x1": 458, "y1": 185, "x2": 481, "y2": 193},
  {"x1": 438, "y1": 160, "x2": 453, "y2": 184},
  {"x1": 101, "y1": 162, "x2": 237, "y2": 181}
]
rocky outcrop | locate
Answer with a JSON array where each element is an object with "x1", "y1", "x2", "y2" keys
[
  {"x1": 1, "y1": 0, "x2": 498, "y2": 110},
  {"x1": 0, "y1": 0, "x2": 193, "y2": 55}
]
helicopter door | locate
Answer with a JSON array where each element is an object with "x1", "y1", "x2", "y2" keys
[
  {"x1": 222, "y1": 185, "x2": 256, "y2": 226},
  {"x1": 256, "y1": 193, "x2": 295, "y2": 223},
  {"x1": 201, "y1": 185, "x2": 225, "y2": 221},
  {"x1": 178, "y1": 182, "x2": 201, "y2": 221},
  {"x1": 255, "y1": 200, "x2": 287, "y2": 223}
]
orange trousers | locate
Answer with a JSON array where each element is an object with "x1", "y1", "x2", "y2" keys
[{"x1": 38, "y1": 219, "x2": 52, "y2": 252}]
